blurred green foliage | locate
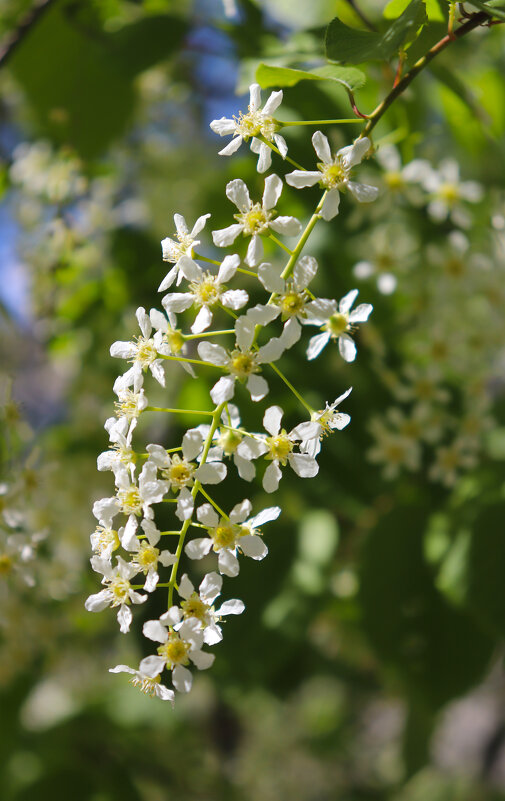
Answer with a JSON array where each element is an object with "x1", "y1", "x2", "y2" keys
[{"x1": 1, "y1": 0, "x2": 505, "y2": 799}]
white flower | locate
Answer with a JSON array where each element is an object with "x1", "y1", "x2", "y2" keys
[
  {"x1": 301, "y1": 388, "x2": 353, "y2": 457},
  {"x1": 185, "y1": 500, "x2": 280, "y2": 577},
  {"x1": 85, "y1": 556, "x2": 147, "y2": 633},
  {"x1": 90, "y1": 524, "x2": 120, "y2": 561},
  {"x1": 421, "y1": 159, "x2": 483, "y2": 227},
  {"x1": 109, "y1": 664, "x2": 175, "y2": 703},
  {"x1": 376, "y1": 145, "x2": 431, "y2": 195},
  {"x1": 303, "y1": 289, "x2": 373, "y2": 362},
  {"x1": 198, "y1": 316, "x2": 286, "y2": 404},
  {"x1": 0, "y1": 529, "x2": 40, "y2": 587},
  {"x1": 126, "y1": 519, "x2": 176, "y2": 593},
  {"x1": 162, "y1": 253, "x2": 248, "y2": 334},
  {"x1": 162, "y1": 571, "x2": 245, "y2": 645},
  {"x1": 141, "y1": 617, "x2": 214, "y2": 693},
  {"x1": 97, "y1": 416, "x2": 136, "y2": 477},
  {"x1": 110, "y1": 307, "x2": 166, "y2": 392},
  {"x1": 286, "y1": 133, "x2": 378, "y2": 221},
  {"x1": 146, "y1": 428, "x2": 226, "y2": 522},
  {"x1": 210, "y1": 83, "x2": 287, "y2": 173},
  {"x1": 160, "y1": 212, "x2": 211, "y2": 290},
  {"x1": 205, "y1": 404, "x2": 266, "y2": 481},
  {"x1": 106, "y1": 460, "x2": 169, "y2": 549},
  {"x1": 113, "y1": 386, "x2": 148, "y2": 426},
  {"x1": 255, "y1": 255, "x2": 318, "y2": 347},
  {"x1": 148, "y1": 308, "x2": 196, "y2": 378},
  {"x1": 212, "y1": 175, "x2": 301, "y2": 267},
  {"x1": 261, "y1": 406, "x2": 320, "y2": 493}
]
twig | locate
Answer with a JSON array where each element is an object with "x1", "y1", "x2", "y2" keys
[{"x1": 0, "y1": 0, "x2": 55, "y2": 69}]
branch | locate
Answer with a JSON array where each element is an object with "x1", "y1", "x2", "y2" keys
[
  {"x1": 362, "y1": 11, "x2": 490, "y2": 137},
  {"x1": 0, "y1": 0, "x2": 55, "y2": 69}
]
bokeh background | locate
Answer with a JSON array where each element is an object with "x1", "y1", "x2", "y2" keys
[{"x1": 2, "y1": 0, "x2": 505, "y2": 798}]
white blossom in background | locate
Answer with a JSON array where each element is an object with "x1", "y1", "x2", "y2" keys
[
  {"x1": 303, "y1": 289, "x2": 373, "y2": 362},
  {"x1": 212, "y1": 175, "x2": 301, "y2": 266},
  {"x1": 162, "y1": 253, "x2": 248, "y2": 333},
  {"x1": 286, "y1": 133, "x2": 379, "y2": 220},
  {"x1": 160, "y1": 213, "x2": 211, "y2": 289},
  {"x1": 210, "y1": 83, "x2": 287, "y2": 173},
  {"x1": 420, "y1": 159, "x2": 483, "y2": 227}
]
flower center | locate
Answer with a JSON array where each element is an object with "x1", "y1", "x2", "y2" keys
[
  {"x1": 117, "y1": 486, "x2": 143, "y2": 516},
  {"x1": 92, "y1": 526, "x2": 120, "y2": 556},
  {"x1": 130, "y1": 673, "x2": 161, "y2": 696},
  {"x1": 266, "y1": 431, "x2": 293, "y2": 464},
  {"x1": 158, "y1": 634, "x2": 190, "y2": 667},
  {"x1": 318, "y1": 159, "x2": 348, "y2": 189},
  {"x1": 134, "y1": 336, "x2": 157, "y2": 368},
  {"x1": 326, "y1": 312, "x2": 349, "y2": 337},
  {"x1": 212, "y1": 523, "x2": 239, "y2": 550},
  {"x1": 108, "y1": 576, "x2": 132, "y2": 605},
  {"x1": 438, "y1": 183, "x2": 460, "y2": 204},
  {"x1": 114, "y1": 390, "x2": 143, "y2": 420},
  {"x1": 279, "y1": 290, "x2": 306, "y2": 319},
  {"x1": 229, "y1": 349, "x2": 258, "y2": 379},
  {"x1": 165, "y1": 328, "x2": 184, "y2": 354},
  {"x1": 135, "y1": 543, "x2": 160, "y2": 570},
  {"x1": 113, "y1": 444, "x2": 136, "y2": 465},
  {"x1": 234, "y1": 109, "x2": 263, "y2": 138},
  {"x1": 191, "y1": 274, "x2": 222, "y2": 307},
  {"x1": 0, "y1": 554, "x2": 13, "y2": 575},
  {"x1": 181, "y1": 594, "x2": 210, "y2": 622},
  {"x1": 217, "y1": 427, "x2": 243, "y2": 455},
  {"x1": 384, "y1": 171, "x2": 404, "y2": 190},
  {"x1": 164, "y1": 457, "x2": 195, "y2": 489},
  {"x1": 235, "y1": 203, "x2": 272, "y2": 235}
]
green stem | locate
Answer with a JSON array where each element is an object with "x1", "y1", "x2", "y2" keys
[
  {"x1": 197, "y1": 485, "x2": 228, "y2": 519},
  {"x1": 236, "y1": 266, "x2": 258, "y2": 278},
  {"x1": 280, "y1": 193, "x2": 326, "y2": 281},
  {"x1": 268, "y1": 233, "x2": 293, "y2": 255},
  {"x1": 167, "y1": 402, "x2": 226, "y2": 607},
  {"x1": 269, "y1": 362, "x2": 313, "y2": 413},
  {"x1": 362, "y1": 11, "x2": 490, "y2": 138},
  {"x1": 258, "y1": 136, "x2": 306, "y2": 171},
  {"x1": 158, "y1": 353, "x2": 223, "y2": 368},
  {"x1": 146, "y1": 406, "x2": 214, "y2": 415},
  {"x1": 184, "y1": 329, "x2": 235, "y2": 340},
  {"x1": 280, "y1": 119, "x2": 363, "y2": 126},
  {"x1": 193, "y1": 252, "x2": 220, "y2": 265}
]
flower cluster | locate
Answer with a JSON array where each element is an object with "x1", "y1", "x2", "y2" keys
[{"x1": 87, "y1": 83, "x2": 378, "y2": 703}]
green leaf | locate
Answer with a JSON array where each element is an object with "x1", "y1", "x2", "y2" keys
[
  {"x1": 359, "y1": 503, "x2": 494, "y2": 707},
  {"x1": 429, "y1": 62, "x2": 491, "y2": 126},
  {"x1": 256, "y1": 63, "x2": 366, "y2": 92},
  {"x1": 467, "y1": 0, "x2": 505, "y2": 19},
  {"x1": 325, "y1": 0, "x2": 426, "y2": 64},
  {"x1": 8, "y1": 2, "x2": 188, "y2": 158},
  {"x1": 384, "y1": 0, "x2": 411, "y2": 19},
  {"x1": 466, "y1": 502, "x2": 505, "y2": 637}
]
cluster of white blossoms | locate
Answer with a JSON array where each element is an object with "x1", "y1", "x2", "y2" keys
[{"x1": 87, "y1": 83, "x2": 378, "y2": 703}]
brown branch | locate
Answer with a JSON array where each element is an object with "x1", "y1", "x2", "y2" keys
[
  {"x1": 362, "y1": 11, "x2": 490, "y2": 138},
  {"x1": 0, "y1": 0, "x2": 56, "y2": 69}
]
